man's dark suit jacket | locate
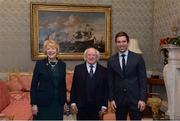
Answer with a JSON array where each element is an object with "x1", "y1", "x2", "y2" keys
[
  {"x1": 107, "y1": 51, "x2": 147, "y2": 104},
  {"x1": 30, "y1": 58, "x2": 67, "y2": 106},
  {"x1": 70, "y1": 62, "x2": 108, "y2": 111}
]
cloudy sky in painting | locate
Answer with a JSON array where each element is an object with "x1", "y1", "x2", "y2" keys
[{"x1": 39, "y1": 11, "x2": 105, "y2": 43}]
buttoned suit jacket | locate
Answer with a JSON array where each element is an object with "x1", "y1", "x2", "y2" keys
[
  {"x1": 30, "y1": 58, "x2": 67, "y2": 106},
  {"x1": 70, "y1": 62, "x2": 108, "y2": 111},
  {"x1": 107, "y1": 51, "x2": 147, "y2": 105}
]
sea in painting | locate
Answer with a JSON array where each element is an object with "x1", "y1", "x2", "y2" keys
[{"x1": 38, "y1": 11, "x2": 105, "y2": 53}]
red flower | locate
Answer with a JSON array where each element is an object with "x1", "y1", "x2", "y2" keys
[
  {"x1": 160, "y1": 36, "x2": 180, "y2": 47},
  {"x1": 160, "y1": 36, "x2": 180, "y2": 65},
  {"x1": 160, "y1": 38, "x2": 167, "y2": 47}
]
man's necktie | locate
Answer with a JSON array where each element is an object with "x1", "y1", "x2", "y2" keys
[
  {"x1": 121, "y1": 54, "x2": 126, "y2": 71},
  {"x1": 89, "y1": 65, "x2": 94, "y2": 78}
]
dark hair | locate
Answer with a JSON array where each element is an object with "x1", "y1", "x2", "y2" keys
[{"x1": 115, "y1": 32, "x2": 129, "y2": 43}]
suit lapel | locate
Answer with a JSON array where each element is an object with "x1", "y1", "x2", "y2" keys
[
  {"x1": 93, "y1": 63, "x2": 100, "y2": 86},
  {"x1": 113, "y1": 54, "x2": 124, "y2": 77},
  {"x1": 82, "y1": 63, "x2": 88, "y2": 80},
  {"x1": 57, "y1": 61, "x2": 63, "y2": 77},
  {"x1": 44, "y1": 58, "x2": 54, "y2": 85},
  {"x1": 80, "y1": 63, "x2": 88, "y2": 97},
  {"x1": 44, "y1": 58, "x2": 52, "y2": 77},
  {"x1": 125, "y1": 51, "x2": 133, "y2": 74}
]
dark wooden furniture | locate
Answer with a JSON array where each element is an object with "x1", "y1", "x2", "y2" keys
[{"x1": 147, "y1": 78, "x2": 164, "y2": 94}]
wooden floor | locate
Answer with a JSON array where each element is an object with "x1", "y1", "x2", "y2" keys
[
  {"x1": 63, "y1": 111, "x2": 154, "y2": 121},
  {"x1": 63, "y1": 106, "x2": 167, "y2": 121}
]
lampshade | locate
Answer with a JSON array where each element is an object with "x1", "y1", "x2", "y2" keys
[{"x1": 128, "y1": 38, "x2": 143, "y2": 54}]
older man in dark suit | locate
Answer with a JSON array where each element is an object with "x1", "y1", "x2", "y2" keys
[
  {"x1": 108, "y1": 32, "x2": 147, "y2": 120},
  {"x1": 70, "y1": 47, "x2": 108, "y2": 120}
]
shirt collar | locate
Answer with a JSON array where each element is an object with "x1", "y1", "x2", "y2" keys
[
  {"x1": 119, "y1": 50, "x2": 129, "y2": 57},
  {"x1": 86, "y1": 62, "x2": 97, "y2": 68}
]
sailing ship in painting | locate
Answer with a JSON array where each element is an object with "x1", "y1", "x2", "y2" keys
[
  {"x1": 60, "y1": 24, "x2": 105, "y2": 52},
  {"x1": 39, "y1": 24, "x2": 105, "y2": 53}
]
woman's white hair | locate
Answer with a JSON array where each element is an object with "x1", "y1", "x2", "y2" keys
[
  {"x1": 83, "y1": 47, "x2": 100, "y2": 61},
  {"x1": 43, "y1": 39, "x2": 59, "y2": 54}
]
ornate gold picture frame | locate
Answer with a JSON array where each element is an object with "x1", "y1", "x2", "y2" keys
[{"x1": 31, "y1": 3, "x2": 111, "y2": 60}]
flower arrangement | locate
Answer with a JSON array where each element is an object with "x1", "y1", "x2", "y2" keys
[{"x1": 160, "y1": 36, "x2": 180, "y2": 65}]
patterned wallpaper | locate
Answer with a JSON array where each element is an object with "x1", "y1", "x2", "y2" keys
[
  {"x1": 0, "y1": 0, "x2": 154, "y2": 72},
  {"x1": 2, "y1": 0, "x2": 179, "y2": 73},
  {"x1": 153, "y1": 0, "x2": 180, "y2": 72},
  {"x1": 112, "y1": 0, "x2": 153, "y2": 71},
  {"x1": 0, "y1": 0, "x2": 31, "y2": 72}
]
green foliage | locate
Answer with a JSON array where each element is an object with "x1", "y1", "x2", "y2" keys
[{"x1": 160, "y1": 36, "x2": 180, "y2": 65}]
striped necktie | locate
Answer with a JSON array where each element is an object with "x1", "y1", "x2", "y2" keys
[{"x1": 89, "y1": 65, "x2": 94, "y2": 78}]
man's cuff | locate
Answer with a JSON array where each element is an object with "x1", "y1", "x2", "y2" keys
[
  {"x1": 71, "y1": 103, "x2": 76, "y2": 106},
  {"x1": 101, "y1": 106, "x2": 107, "y2": 110}
]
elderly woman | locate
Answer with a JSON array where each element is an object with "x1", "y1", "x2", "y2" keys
[{"x1": 30, "y1": 39, "x2": 67, "y2": 120}]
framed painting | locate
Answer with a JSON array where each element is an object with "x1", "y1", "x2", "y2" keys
[{"x1": 31, "y1": 3, "x2": 111, "y2": 60}]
